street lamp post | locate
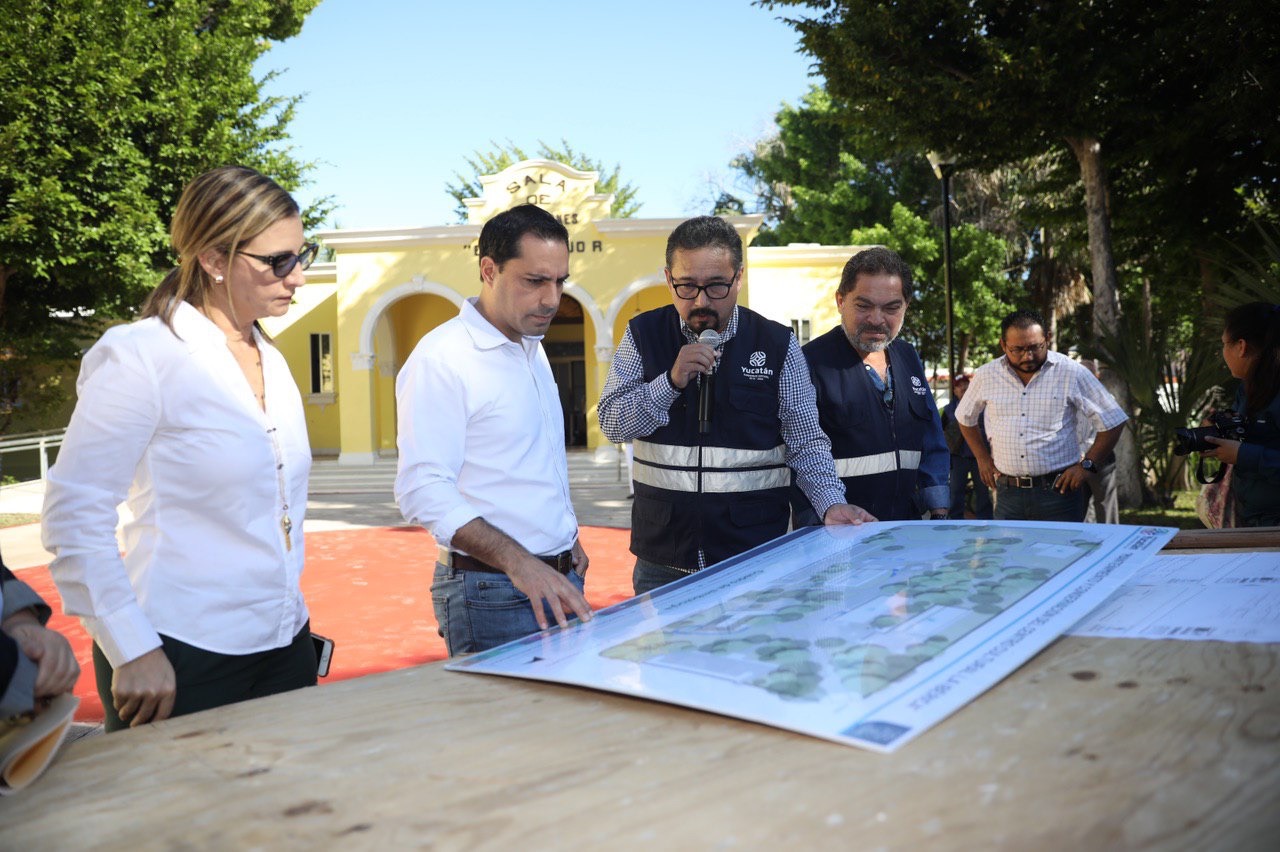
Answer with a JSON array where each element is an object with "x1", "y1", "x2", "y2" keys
[{"x1": 927, "y1": 151, "x2": 957, "y2": 392}]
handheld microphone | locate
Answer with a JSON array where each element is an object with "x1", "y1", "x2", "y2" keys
[{"x1": 697, "y1": 329, "x2": 721, "y2": 434}]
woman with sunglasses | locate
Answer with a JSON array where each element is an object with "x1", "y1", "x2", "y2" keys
[{"x1": 42, "y1": 166, "x2": 320, "y2": 730}]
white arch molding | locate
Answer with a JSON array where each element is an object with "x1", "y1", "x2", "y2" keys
[
  {"x1": 561, "y1": 283, "x2": 611, "y2": 354},
  {"x1": 352, "y1": 280, "x2": 612, "y2": 366},
  {"x1": 605, "y1": 274, "x2": 668, "y2": 337},
  {"x1": 352, "y1": 276, "x2": 467, "y2": 369}
]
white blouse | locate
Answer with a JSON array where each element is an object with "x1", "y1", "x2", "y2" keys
[{"x1": 42, "y1": 302, "x2": 311, "y2": 667}]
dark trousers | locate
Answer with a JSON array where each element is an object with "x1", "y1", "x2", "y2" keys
[
  {"x1": 633, "y1": 558, "x2": 697, "y2": 596},
  {"x1": 949, "y1": 455, "x2": 994, "y2": 519},
  {"x1": 93, "y1": 622, "x2": 317, "y2": 732},
  {"x1": 994, "y1": 481, "x2": 1087, "y2": 523}
]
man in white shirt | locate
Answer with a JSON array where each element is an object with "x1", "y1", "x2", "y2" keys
[
  {"x1": 955, "y1": 309, "x2": 1128, "y2": 522},
  {"x1": 395, "y1": 205, "x2": 593, "y2": 655}
]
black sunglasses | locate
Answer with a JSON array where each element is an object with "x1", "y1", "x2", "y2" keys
[{"x1": 239, "y1": 242, "x2": 319, "y2": 278}]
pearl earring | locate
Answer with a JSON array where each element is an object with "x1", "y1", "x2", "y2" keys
[{"x1": 215, "y1": 275, "x2": 224, "y2": 283}]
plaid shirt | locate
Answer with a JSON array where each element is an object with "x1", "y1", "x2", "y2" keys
[
  {"x1": 954, "y1": 349, "x2": 1128, "y2": 477},
  {"x1": 599, "y1": 305, "x2": 846, "y2": 519}
]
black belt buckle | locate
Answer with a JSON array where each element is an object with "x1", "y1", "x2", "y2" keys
[
  {"x1": 1000, "y1": 473, "x2": 1044, "y2": 489},
  {"x1": 541, "y1": 550, "x2": 574, "y2": 575}
]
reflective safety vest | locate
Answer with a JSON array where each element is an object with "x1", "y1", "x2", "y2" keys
[
  {"x1": 794, "y1": 329, "x2": 937, "y2": 523},
  {"x1": 629, "y1": 306, "x2": 792, "y2": 571}
]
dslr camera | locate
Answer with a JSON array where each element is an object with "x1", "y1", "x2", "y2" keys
[{"x1": 1173, "y1": 410, "x2": 1248, "y2": 455}]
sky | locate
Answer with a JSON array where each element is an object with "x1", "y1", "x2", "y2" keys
[{"x1": 254, "y1": 0, "x2": 821, "y2": 230}]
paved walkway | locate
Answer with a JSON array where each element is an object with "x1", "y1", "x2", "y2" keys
[
  {"x1": 0, "y1": 446, "x2": 635, "y2": 570},
  {"x1": 1, "y1": 446, "x2": 635, "y2": 740}
]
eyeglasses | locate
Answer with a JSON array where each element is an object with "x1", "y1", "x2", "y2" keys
[
  {"x1": 1005, "y1": 342, "x2": 1048, "y2": 356},
  {"x1": 240, "y1": 242, "x2": 319, "y2": 278},
  {"x1": 671, "y1": 273, "x2": 738, "y2": 301}
]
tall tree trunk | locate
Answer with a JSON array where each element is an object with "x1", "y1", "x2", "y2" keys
[
  {"x1": 1198, "y1": 253, "x2": 1216, "y2": 317},
  {"x1": 1066, "y1": 135, "x2": 1144, "y2": 508},
  {"x1": 956, "y1": 332, "x2": 971, "y2": 376},
  {"x1": 1141, "y1": 276, "x2": 1153, "y2": 343},
  {"x1": 0, "y1": 264, "x2": 10, "y2": 326}
]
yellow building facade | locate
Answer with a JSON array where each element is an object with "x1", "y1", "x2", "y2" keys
[{"x1": 262, "y1": 160, "x2": 867, "y2": 463}]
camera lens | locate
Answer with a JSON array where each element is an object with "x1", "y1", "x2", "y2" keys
[{"x1": 1172, "y1": 426, "x2": 1214, "y2": 456}]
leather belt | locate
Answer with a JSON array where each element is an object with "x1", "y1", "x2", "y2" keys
[
  {"x1": 996, "y1": 468, "x2": 1070, "y2": 489},
  {"x1": 443, "y1": 549, "x2": 574, "y2": 575}
]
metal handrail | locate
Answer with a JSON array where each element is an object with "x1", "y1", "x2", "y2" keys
[{"x1": 0, "y1": 428, "x2": 66, "y2": 481}]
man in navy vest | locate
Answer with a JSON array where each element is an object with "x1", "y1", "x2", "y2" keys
[
  {"x1": 793, "y1": 247, "x2": 950, "y2": 525},
  {"x1": 599, "y1": 216, "x2": 875, "y2": 595}
]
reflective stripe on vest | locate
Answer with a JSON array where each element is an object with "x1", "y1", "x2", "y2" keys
[
  {"x1": 632, "y1": 463, "x2": 791, "y2": 493},
  {"x1": 834, "y1": 449, "x2": 921, "y2": 478},
  {"x1": 633, "y1": 438, "x2": 789, "y2": 493},
  {"x1": 633, "y1": 440, "x2": 787, "y2": 469}
]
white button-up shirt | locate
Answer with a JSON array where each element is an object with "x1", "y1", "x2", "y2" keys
[
  {"x1": 42, "y1": 302, "x2": 311, "y2": 668},
  {"x1": 954, "y1": 349, "x2": 1128, "y2": 477},
  {"x1": 395, "y1": 298, "x2": 577, "y2": 557}
]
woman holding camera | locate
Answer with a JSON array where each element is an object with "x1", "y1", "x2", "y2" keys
[
  {"x1": 1202, "y1": 302, "x2": 1280, "y2": 527},
  {"x1": 42, "y1": 166, "x2": 319, "y2": 730}
]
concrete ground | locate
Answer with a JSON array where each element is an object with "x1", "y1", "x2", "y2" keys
[
  {"x1": 0, "y1": 445, "x2": 635, "y2": 570},
  {"x1": 0, "y1": 446, "x2": 635, "y2": 742}
]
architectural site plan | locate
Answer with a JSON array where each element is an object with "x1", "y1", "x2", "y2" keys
[{"x1": 450, "y1": 521, "x2": 1176, "y2": 752}]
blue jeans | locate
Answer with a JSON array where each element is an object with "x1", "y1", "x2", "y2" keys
[
  {"x1": 431, "y1": 562, "x2": 586, "y2": 656},
  {"x1": 632, "y1": 558, "x2": 697, "y2": 596},
  {"x1": 994, "y1": 480, "x2": 1087, "y2": 522},
  {"x1": 950, "y1": 456, "x2": 993, "y2": 519}
]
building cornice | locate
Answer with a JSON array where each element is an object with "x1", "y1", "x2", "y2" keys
[
  {"x1": 314, "y1": 225, "x2": 481, "y2": 251},
  {"x1": 303, "y1": 261, "x2": 337, "y2": 284},
  {"x1": 593, "y1": 215, "x2": 765, "y2": 239},
  {"x1": 747, "y1": 244, "x2": 878, "y2": 266}
]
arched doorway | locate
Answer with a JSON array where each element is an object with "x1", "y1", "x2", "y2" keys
[
  {"x1": 371, "y1": 293, "x2": 461, "y2": 454},
  {"x1": 611, "y1": 283, "x2": 671, "y2": 345},
  {"x1": 547, "y1": 294, "x2": 589, "y2": 446}
]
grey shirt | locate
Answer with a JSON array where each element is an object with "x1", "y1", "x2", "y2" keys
[{"x1": 1, "y1": 561, "x2": 52, "y2": 718}]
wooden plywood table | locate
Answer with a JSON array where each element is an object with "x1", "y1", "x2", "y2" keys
[{"x1": 2, "y1": 633, "x2": 1277, "y2": 850}]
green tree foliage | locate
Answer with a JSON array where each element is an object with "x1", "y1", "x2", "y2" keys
[
  {"x1": 728, "y1": 87, "x2": 933, "y2": 247},
  {"x1": 444, "y1": 139, "x2": 641, "y2": 222},
  {"x1": 760, "y1": 0, "x2": 1280, "y2": 505},
  {"x1": 728, "y1": 87, "x2": 1014, "y2": 370},
  {"x1": 760, "y1": 0, "x2": 1279, "y2": 333},
  {"x1": 0, "y1": 0, "x2": 325, "y2": 431}
]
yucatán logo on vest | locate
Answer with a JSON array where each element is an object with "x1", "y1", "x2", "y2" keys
[
  {"x1": 742, "y1": 351, "x2": 774, "y2": 381},
  {"x1": 910, "y1": 375, "x2": 930, "y2": 396}
]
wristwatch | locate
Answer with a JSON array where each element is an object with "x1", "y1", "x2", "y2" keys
[{"x1": 1080, "y1": 458, "x2": 1098, "y2": 473}]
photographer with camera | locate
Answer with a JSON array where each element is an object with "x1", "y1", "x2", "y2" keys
[{"x1": 1199, "y1": 302, "x2": 1280, "y2": 527}]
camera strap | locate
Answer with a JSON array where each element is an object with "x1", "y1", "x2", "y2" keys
[{"x1": 1195, "y1": 457, "x2": 1228, "y2": 485}]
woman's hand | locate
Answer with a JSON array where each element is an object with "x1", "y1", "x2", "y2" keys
[
  {"x1": 1202, "y1": 436, "x2": 1241, "y2": 465},
  {"x1": 112, "y1": 647, "x2": 176, "y2": 727}
]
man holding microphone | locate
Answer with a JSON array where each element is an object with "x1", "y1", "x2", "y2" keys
[{"x1": 599, "y1": 216, "x2": 874, "y2": 595}]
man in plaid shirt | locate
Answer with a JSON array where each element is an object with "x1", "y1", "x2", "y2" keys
[{"x1": 955, "y1": 309, "x2": 1128, "y2": 522}]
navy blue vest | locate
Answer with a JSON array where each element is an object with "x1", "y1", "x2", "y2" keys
[
  {"x1": 629, "y1": 306, "x2": 792, "y2": 570},
  {"x1": 794, "y1": 329, "x2": 936, "y2": 523}
]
